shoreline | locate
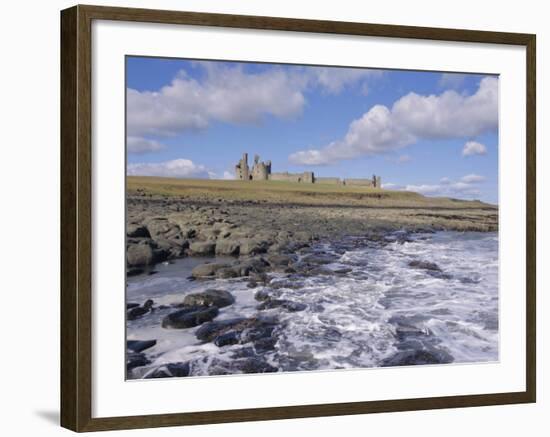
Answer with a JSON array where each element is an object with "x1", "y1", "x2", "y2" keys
[{"x1": 126, "y1": 191, "x2": 498, "y2": 273}]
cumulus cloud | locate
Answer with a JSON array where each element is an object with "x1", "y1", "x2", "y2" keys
[
  {"x1": 127, "y1": 136, "x2": 165, "y2": 154},
  {"x1": 462, "y1": 140, "x2": 488, "y2": 156},
  {"x1": 127, "y1": 63, "x2": 383, "y2": 139},
  {"x1": 127, "y1": 65, "x2": 306, "y2": 137},
  {"x1": 397, "y1": 173, "x2": 486, "y2": 199},
  {"x1": 460, "y1": 174, "x2": 485, "y2": 183},
  {"x1": 127, "y1": 159, "x2": 210, "y2": 178},
  {"x1": 290, "y1": 76, "x2": 498, "y2": 165},
  {"x1": 307, "y1": 66, "x2": 381, "y2": 94}
]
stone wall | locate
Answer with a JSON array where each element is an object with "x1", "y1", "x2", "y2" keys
[
  {"x1": 344, "y1": 178, "x2": 375, "y2": 187},
  {"x1": 269, "y1": 172, "x2": 315, "y2": 183},
  {"x1": 316, "y1": 177, "x2": 342, "y2": 185}
]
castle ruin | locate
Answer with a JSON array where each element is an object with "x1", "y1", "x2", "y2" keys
[{"x1": 234, "y1": 153, "x2": 381, "y2": 188}]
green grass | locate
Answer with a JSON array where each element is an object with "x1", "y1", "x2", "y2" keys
[{"x1": 127, "y1": 176, "x2": 495, "y2": 209}]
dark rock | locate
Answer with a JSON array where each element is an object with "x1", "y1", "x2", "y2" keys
[
  {"x1": 127, "y1": 267, "x2": 144, "y2": 277},
  {"x1": 215, "y1": 240, "x2": 240, "y2": 256},
  {"x1": 189, "y1": 241, "x2": 216, "y2": 256},
  {"x1": 182, "y1": 289, "x2": 235, "y2": 308},
  {"x1": 145, "y1": 218, "x2": 183, "y2": 242},
  {"x1": 302, "y1": 253, "x2": 339, "y2": 265},
  {"x1": 254, "y1": 289, "x2": 272, "y2": 302},
  {"x1": 239, "y1": 239, "x2": 268, "y2": 256},
  {"x1": 257, "y1": 299, "x2": 307, "y2": 312},
  {"x1": 238, "y1": 257, "x2": 270, "y2": 274},
  {"x1": 269, "y1": 279, "x2": 305, "y2": 290},
  {"x1": 127, "y1": 243, "x2": 155, "y2": 267},
  {"x1": 154, "y1": 238, "x2": 188, "y2": 258},
  {"x1": 127, "y1": 339, "x2": 157, "y2": 353},
  {"x1": 265, "y1": 254, "x2": 296, "y2": 268},
  {"x1": 215, "y1": 267, "x2": 240, "y2": 278},
  {"x1": 127, "y1": 352, "x2": 149, "y2": 371},
  {"x1": 214, "y1": 331, "x2": 241, "y2": 347},
  {"x1": 127, "y1": 223, "x2": 150, "y2": 238},
  {"x1": 127, "y1": 299, "x2": 154, "y2": 321},
  {"x1": 381, "y1": 348, "x2": 454, "y2": 367},
  {"x1": 191, "y1": 262, "x2": 231, "y2": 278},
  {"x1": 195, "y1": 318, "x2": 248, "y2": 342},
  {"x1": 231, "y1": 357, "x2": 278, "y2": 374},
  {"x1": 195, "y1": 317, "x2": 278, "y2": 349},
  {"x1": 145, "y1": 362, "x2": 191, "y2": 378},
  {"x1": 408, "y1": 260, "x2": 442, "y2": 271},
  {"x1": 161, "y1": 305, "x2": 219, "y2": 329},
  {"x1": 253, "y1": 336, "x2": 278, "y2": 353}
]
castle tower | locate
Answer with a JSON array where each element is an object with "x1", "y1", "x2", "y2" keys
[{"x1": 235, "y1": 153, "x2": 250, "y2": 180}]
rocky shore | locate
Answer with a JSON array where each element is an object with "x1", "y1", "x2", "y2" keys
[{"x1": 126, "y1": 191, "x2": 498, "y2": 378}]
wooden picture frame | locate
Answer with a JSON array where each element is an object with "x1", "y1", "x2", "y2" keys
[{"x1": 60, "y1": 4, "x2": 536, "y2": 432}]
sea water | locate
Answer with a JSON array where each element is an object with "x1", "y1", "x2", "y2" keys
[{"x1": 127, "y1": 231, "x2": 499, "y2": 377}]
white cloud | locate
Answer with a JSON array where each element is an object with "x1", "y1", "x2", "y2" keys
[
  {"x1": 127, "y1": 63, "x2": 383, "y2": 139},
  {"x1": 127, "y1": 65, "x2": 306, "y2": 137},
  {"x1": 127, "y1": 136, "x2": 165, "y2": 154},
  {"x1": 222, "y1": 171, "x2": 235, "y2": 180},
  {"x1": 405, "y1": 184, "x2": 443, "y2": 195},
  {"x1": 462, "y1": 140, "x2": 488, "y2": 156},
  {"x1": 460, "y1": 174, "x2": 485, "y2": 183},
  {"x1": 307, "y1": 67, "x2": 381, "y2": 94},
  {"x1": 290, "y1": 76, "x2": 498, "y2": 165},
  {"x1": 127, "y1": 159, "x2": 210, "y2": 178},
  {"x1": 390, "y1": 174, "x2": 486, "y2": 199},
  {"x1": 438, "y1": 73, "x2": 468, "y2": 89}
]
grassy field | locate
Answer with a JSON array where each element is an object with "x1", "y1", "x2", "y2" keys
[{"x1": 127, "y1": 176, "x2": 496, "y2": 210}]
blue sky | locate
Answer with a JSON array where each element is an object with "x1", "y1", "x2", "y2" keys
[{"x1": 126, "y1": 56, "x2": 498, "y2": 204}]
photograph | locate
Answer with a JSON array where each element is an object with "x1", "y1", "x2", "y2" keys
[{"x1": 124, "y1": 57, "x2": 499, "y2": 379}]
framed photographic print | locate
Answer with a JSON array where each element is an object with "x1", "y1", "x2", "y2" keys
[{"x1": 60, "y1": 4, "x2": 536, "y2": 432}]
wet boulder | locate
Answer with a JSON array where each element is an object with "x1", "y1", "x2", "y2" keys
[
  {"x1": 302, "y1": 252, "x2": 339, "y2": 265},
  {"x1": 191, "y1": 262, "x2": 231, "y2": 278},
  {"x1": 408, "y1": 260, "x2": 442, "y2": 271},
  {"x1": 154, "y1": 238, "x2": 189, "y2": 258},
  {"x1": 127, "y1": 339, "x2": 157, "y2": 353},
  {"x1": 254, "y1": 289, "x2": 272, "y2": 302},
  {"x1": 127, "y1": 267, "x2": 145, "y2": 277},
  {"x1": 145, "y1": 218, "x2": 183, "y2": 242},
  {"x1": 195, "y1": 317, "x2": 248, "y2": 342},
  {"x1": 189, "y1": 241, "x2": 216, "y2": 256},
  {"x1": 239, "y1": 239, "x2": 268, "y2": 256},
  {"x1": 182, "y1": 289, "x2": 235, "y2": 308},
  {"x1": 195, "y1": 316, "x2": 279, "y2": 348},
  {"x1": 231, "y1": 357, "x2": 278, "y2": 374},
  {"x1": 145, "y1": 362, "x2": 191, "y2": 378},
  {"x1": 127, "y1": 243, "x2": 155, "y2": 267},
  {"x1": 126, "y1": 352, "x2": 150, "y2": 372},
  {"x1": 381, "y1": 348, "x2": 453, "y2": 367},
  {"x1": 127, "y1": 299, "x2": 154, "y2": 321},
  {"x1": 161, "y1": 305, "x2": 219, "y2": 329},
  {"x1": 215, "y1": 239, "x2": 240, "y2": 256},
  {"x1": 257, "y1": 299, "x2": 307, "y2": 312},
  {"x1": 265, "y1": 254, "x2": 296, "y2": 269},
  {"x1": 127, "y1": 223, "x2": 150, "y2": 238}
]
